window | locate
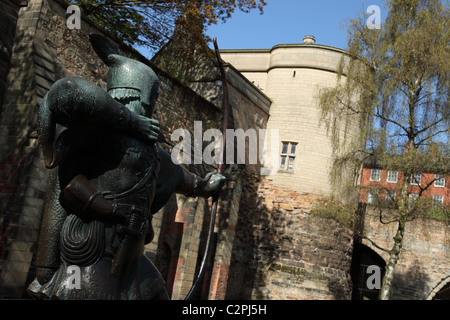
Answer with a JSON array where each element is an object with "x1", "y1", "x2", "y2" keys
[
  {"x1": 434, "y1": 175, "x2": 445, "y2": 188},
  {"x1": 387, "y1": 171, "x2": 398, "y2": 183},
  {"x1": 411, "y1": 173, "x2": 421, "y2": 185},
  {"x1": 280, "y1": 142, "x2": 297, "y2": 172},
  {"x1": 386, "y1": 190, "x2": 396, "y2": 202},
  {"x1": 368, "y1": 189, "x2": 378, "y2": 204},
  {"x1": 432, "y1": 195, "x2": 444, "y2": 208},
  {"x1": 370, "y1": 169, "x2": 381, "y2": 182},
  {"x1": 408, "y1": 193, "x2": 419, "y2": 209}
]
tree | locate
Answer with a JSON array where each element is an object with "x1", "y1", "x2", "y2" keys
[
  {"x1": 69, "y1": 0, "x2": 266, "y2": 53},
  {"x1": 315, "y1": 0, "x2": 449, "y2": 299}
]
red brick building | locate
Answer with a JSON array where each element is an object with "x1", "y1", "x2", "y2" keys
[{"x1": 360, "y1": 165, "x2": 449, "y2": 209}]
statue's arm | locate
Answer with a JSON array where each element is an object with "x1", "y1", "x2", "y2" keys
[
  {"x1": 33, "y1": 169, "x2": 67, "y2": 284},
  {"x1": 37, "y1": 77, "x2": 158, "y2": 168},
  {"x1": 156, "y1": 147, "x2": 225, "y2": 199}
]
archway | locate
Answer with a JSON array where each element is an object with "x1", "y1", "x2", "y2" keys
[
  {"x1": 427, "y1": 274, "x2": 450, "y2": 300},
  {"x1": 350, "y1": 242, "x2": 386, "y2": 300}
]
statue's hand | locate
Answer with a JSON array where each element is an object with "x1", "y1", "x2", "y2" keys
[
  {"x1": 202, "y1": 172, "x2": 226, "y2": 197},
  {"x1": 132, "y1": 115, "x2": 160, "y2": 144}
]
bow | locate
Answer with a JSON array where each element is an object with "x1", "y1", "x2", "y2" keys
[{"x1": 184, "y1": 37, "x2": 229, "y2": 300}]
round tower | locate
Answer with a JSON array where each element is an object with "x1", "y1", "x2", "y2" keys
[
  {"x1": 220, "y1": 36, "x2": 361, "y2": 300},
  {"x1": 221, "y1": 35, "x2": 360, "y2": 196}
]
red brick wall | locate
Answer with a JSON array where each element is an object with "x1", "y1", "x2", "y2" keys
[{"x1": 360, "y1": 167, "x2": 449, "y2": 207}]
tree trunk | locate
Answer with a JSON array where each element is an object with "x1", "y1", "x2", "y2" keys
[{"x1": 379, "y1": 218, "x2": 406, "y2": 300}]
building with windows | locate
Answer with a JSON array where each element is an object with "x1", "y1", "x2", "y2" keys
[
  {"x1": 0, "y1": 0, "x2": 448, "y2": 301},
  {"x1": 220, "y1": 35, "x2": 362, "y2": 196},
  {"x1": 360, "y1": 164, "x2": 449, "y2": 208},
  {"x1": 220, "y1": 37, "x2": 449, "y2": 300}
]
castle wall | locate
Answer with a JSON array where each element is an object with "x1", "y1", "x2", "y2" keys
[
  {"x1": 220, "y1": 41, "x2": 359, "y2": 299},
  {"x1": 0, "y1": 0, "x2": 49, "y2": 298},
  {"x1": 363, "y1": 207, "x2": 449, "y2": 300},
  {"x1": 0, "y1": 0, "x2": 22, "y2": 108},
  {"x1": 226, "y1": 177, "x2": 354, "y2": 299},
  {"x1": 0, "y1": 0, "x2": 227, "y2": 299}
]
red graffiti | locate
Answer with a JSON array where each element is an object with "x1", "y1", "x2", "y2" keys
[{"x1": 0, "y1": 154, "x2": 26, "y2": 193}]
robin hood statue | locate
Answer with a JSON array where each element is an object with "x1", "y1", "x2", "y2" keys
[{"x1": 27, "y1": 34, "x2": 225, "y2": 300}]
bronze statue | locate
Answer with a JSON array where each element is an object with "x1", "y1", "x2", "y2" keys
[{"x1": 27, "y1": 34, "x2": 225, "y2": 300}]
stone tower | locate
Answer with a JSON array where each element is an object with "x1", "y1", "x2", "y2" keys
[
  {"x1": 219, "y1": 36, "x2": 361, "y2": 299},
  {"x1": 220, "y1": 35, "x2": 361, "y2": 196}
]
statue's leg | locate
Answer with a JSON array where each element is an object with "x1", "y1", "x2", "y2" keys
[{"x1": 137, "y1": 254, "x2": 170, "y2": 300}]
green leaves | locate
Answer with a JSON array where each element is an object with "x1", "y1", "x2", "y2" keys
[
  {"x1": 316, "y1": 0, "x2": 449, "y2": 232},
  {"x1": 319, "y1": 0, "x2": 449, "y2": 184},
  {"x1": 69, "y1": 0, "x2": 267, "y2": 53}
]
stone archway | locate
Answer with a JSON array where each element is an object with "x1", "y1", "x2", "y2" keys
[
  {"x1": 426, "y1": 272, "x2": 450, "y2": 300},
  {"x1": 350, "y1": 242, "x2": 387, "y2": 300}
]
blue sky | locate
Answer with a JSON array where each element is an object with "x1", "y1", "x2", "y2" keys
[
  {"x1": 205, "y1": 0, "x2": 388, "y2": 51},
  {"x1": 137, "y1": 0, "x2": 388, "y2": 59}
]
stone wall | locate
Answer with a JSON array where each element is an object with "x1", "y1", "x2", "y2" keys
[
  {"x1": 226, "y1": 177, "x2": 354, "y2": 300},
  {"x1": 0, "y1": 0, "x2": 270, "y2": 299},
  {"x1": 0, "y1": 0, "x2": 22, "y2": 108},
  {"x1": 0, "y1": 0, "x2": 226, "y2": 298},
  {"x1": 0, "y1": 0, "x2": 50, "y2": 298},
  {"x1": 363, "y1": 207, "x2": 450, "y2": 299}
]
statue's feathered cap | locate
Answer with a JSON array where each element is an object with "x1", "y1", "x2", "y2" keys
[{"x1": 89, "y1": 33, "x2": 159, "y2": 114}]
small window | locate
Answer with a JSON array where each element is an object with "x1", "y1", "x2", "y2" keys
[
  {"x1": 368, "y1": 189, "x2": 378, "y2": 204},
  {"x1": 434, "y1": 175, "x2": 445, "y2": 188},
  {"x1": 411, "y1": 173, "x2": 421, "y2": 185},
  {"x1": 386, "y1": 190, "x2": 396, "y2": 202},
  {"x1": 370, "y1": 169, "x2": 381, "y2": 182},
  {"x1": 408, "y1": 193, "x2": 419, "y2": 209},
  {"x1": 280, "y1": 142, "x2": 297, "y2": 172},
  {"x1": 432, "y1": 195, "x2": 444, "y2": 208},
  {"x1": 387, "y1": 171, "x2": 398, "y2": 183}
]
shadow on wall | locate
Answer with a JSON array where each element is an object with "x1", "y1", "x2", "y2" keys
[
  {"x1": 224, "y1": 169, "x2": 288, "y2": 299},
  {"x1": 391, "y1": 260, "x2": 431, "y2": 300},
  {"x1": 224, "y1": 170, "x2": 354, "y2": 300}
]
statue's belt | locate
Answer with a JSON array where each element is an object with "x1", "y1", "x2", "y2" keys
[{"x1": 62, "y1": 174, "x2": 153, "y2": 275}]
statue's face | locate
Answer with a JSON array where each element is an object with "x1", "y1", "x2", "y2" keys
[
  {"x1": 144, "y1": 85, "x2": 159, "y2": 117},
  {"x1": 108, "y1": 88, "x2": 147, "y2": 116},
  {"x1": 108, "y1": 84, "x2": 158, "y2": 118},
  {"x1": 124, "y1": 98, "x2": 147, "y2": 116}
]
